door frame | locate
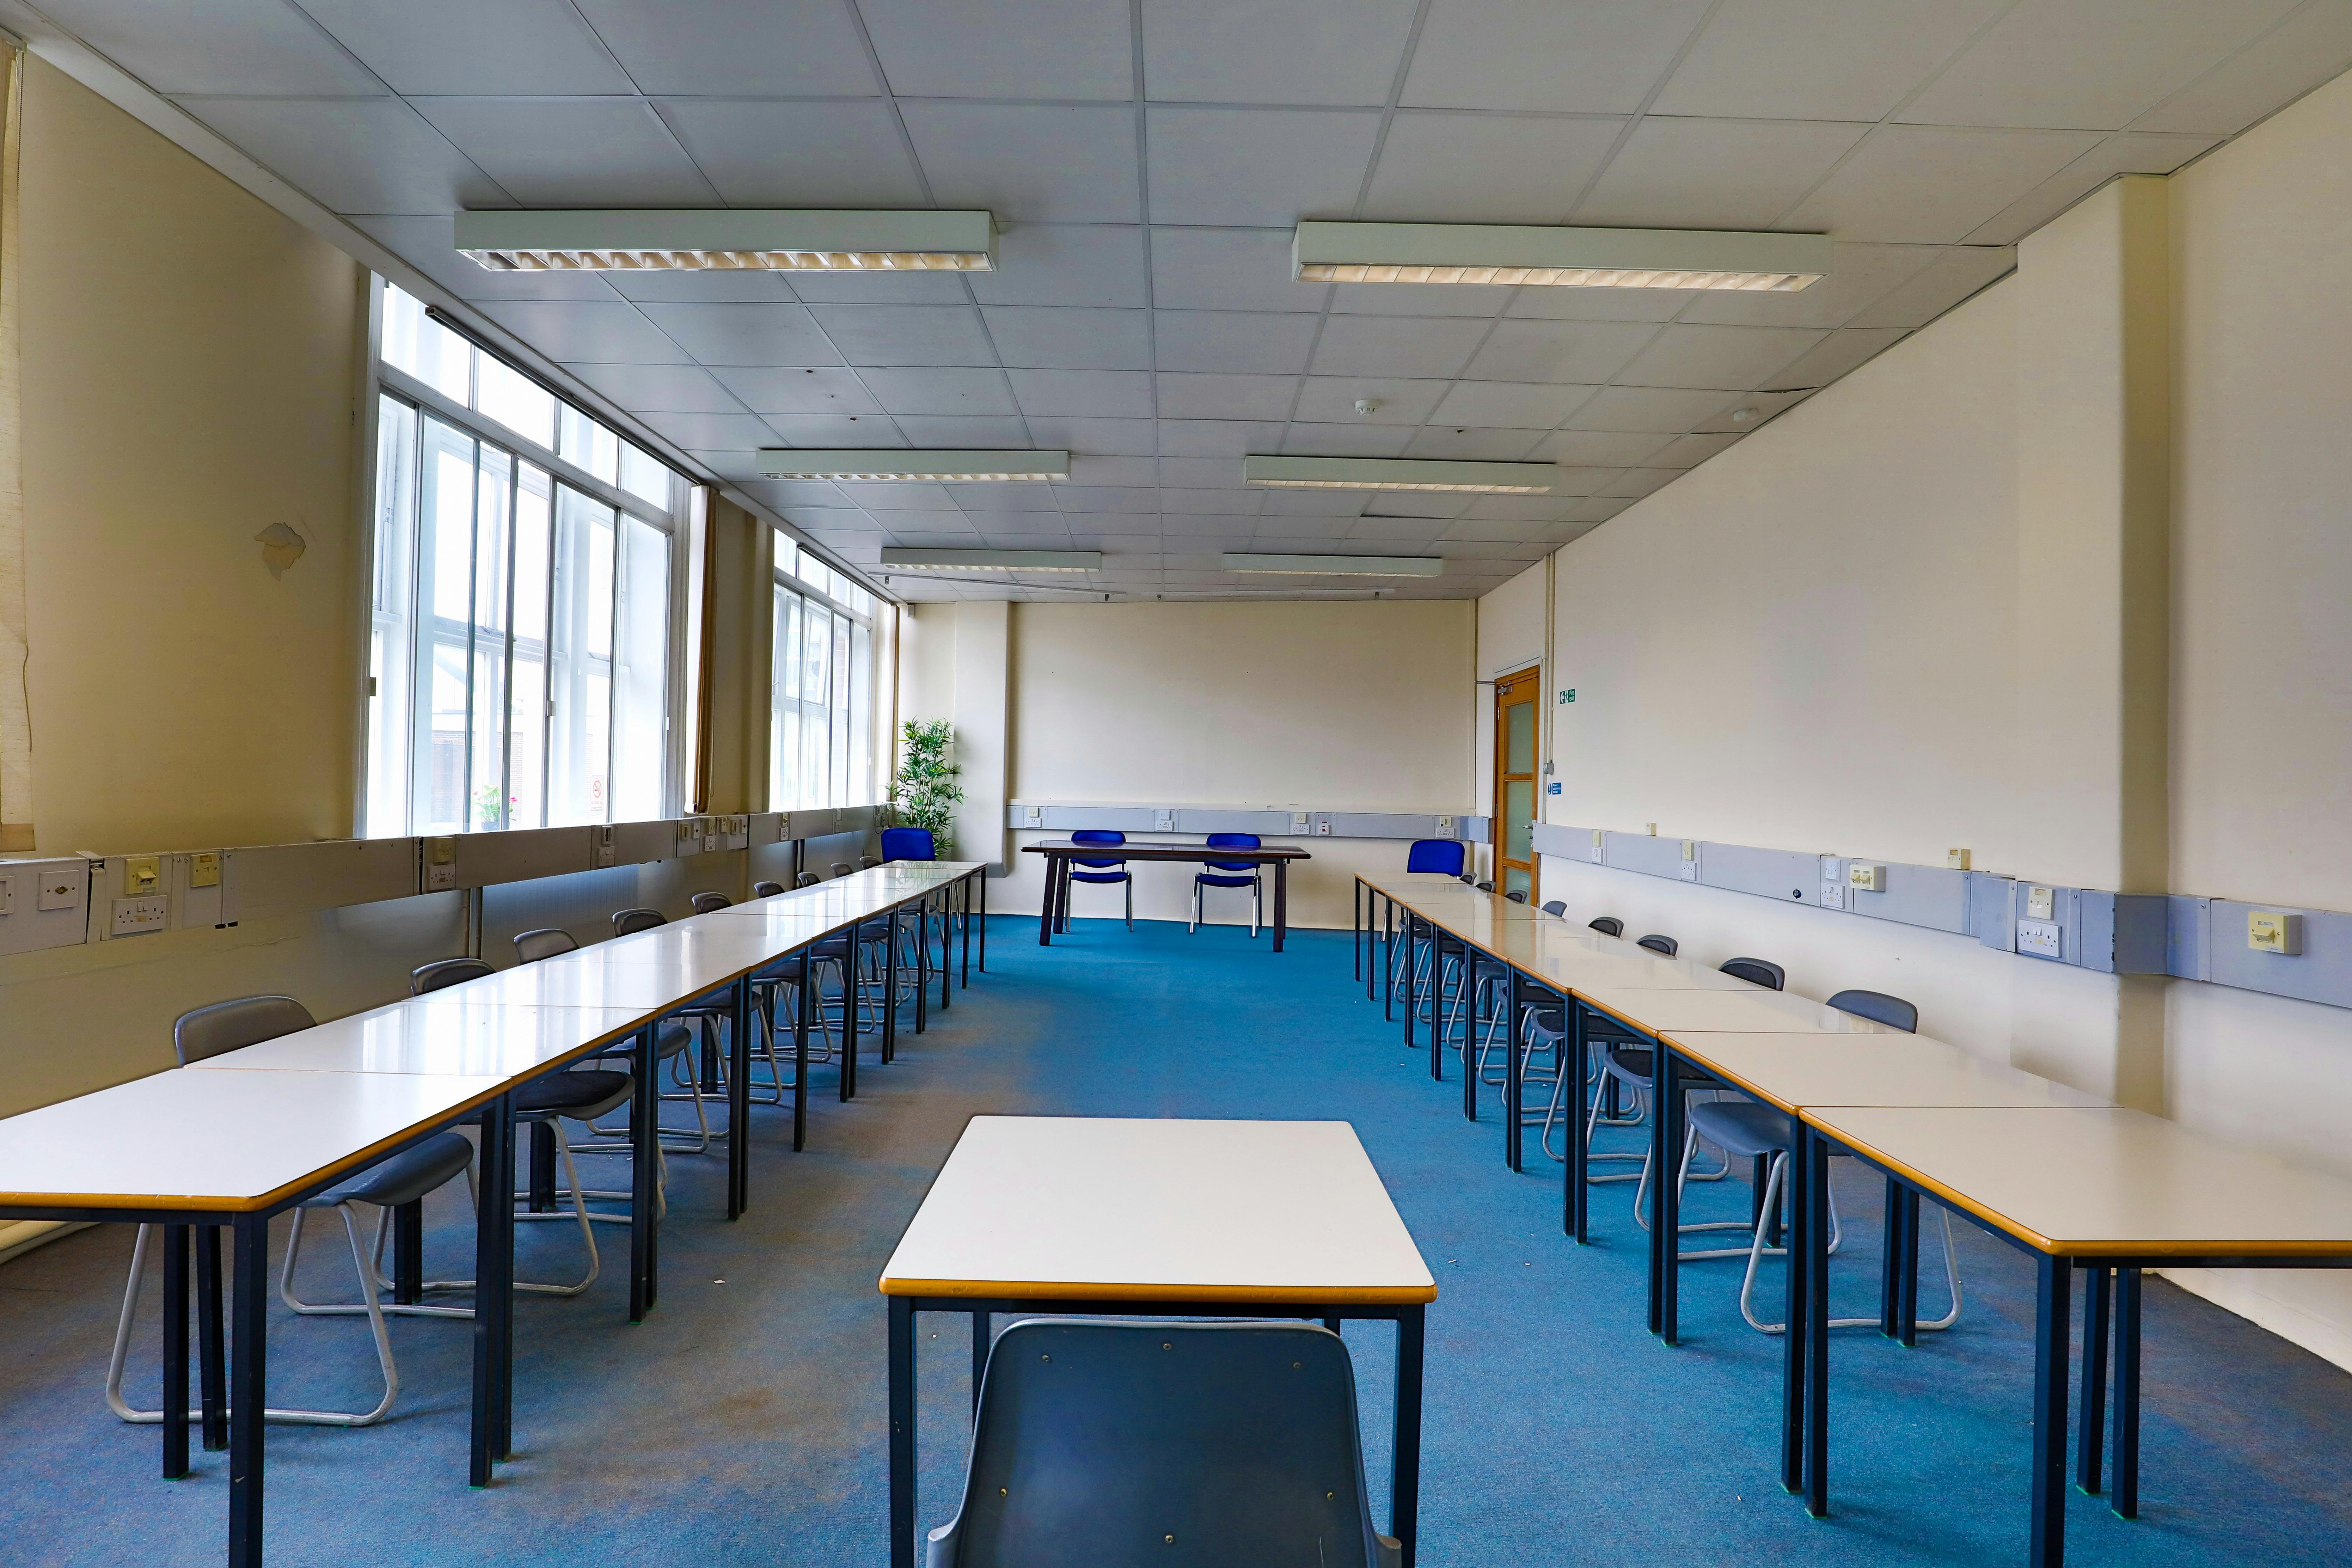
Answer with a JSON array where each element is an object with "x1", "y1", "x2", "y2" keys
[{"x1": 1492, "y1": 664, "x2": 1541, "y2": 899}]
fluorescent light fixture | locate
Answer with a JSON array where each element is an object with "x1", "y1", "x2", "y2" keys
[
  {"x1": 759, "y1": 449, "x2": 1069, "y2": 482},
  {"x1": 457, "y1": 210, "x2": 996, "y2": 273},
  {"x1": 1222, "y1": 553, "x2": 1444, "y2": 577},
  {"x1": 880, "y1": 549, "x2": 1101, "y2": 573},
  {"x1": 1243, "y1": 456, "x2": 1557, "y2": 494},
  {"x1": 1293, "y1": 222, "x2": 1830, "y2": 291}
]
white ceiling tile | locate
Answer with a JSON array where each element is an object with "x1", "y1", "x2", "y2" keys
[
  {"x1": 710, "y1": 366, "x2": 882, "y2": 415},
  {"x1": 860, "y1": 0, "x2": 1133, "y2": 96},
  {"x1": 1537, "y1": 465, "x2": 1616, "y2": 497},
  {"x1": 1054, "y1": 486, "x2": 1163, "y2": 512},
  {"x1": 1427, "y1": 382, "x2": 1596, "y2": 428},
  {"x1": 968, "y1": 225, "x2": 1150, "y2": 308},
  {"x1": 1152, "y1": 312, "x2": 1323, "y2": 374},
  {"x1": 860, "y1": 369, "x2": 1020, "y2": 417},
  {"x1": 410, "y1": 99, "x2": 717, "y2": 206},
  {"x1": 762, "y1": 414, "x2": 905, "y2": 446},
  {"x1": 1779, "y1": 124, "x2": 2106, "y2": 244},
  {"x1": 789, "y1": 272, "x2": 976, "y2": 305},
  {"x1": 1067, "y1": 456, "x2": 1160, "y2": 485},
  {"x1": 297, "y1": 0, "x2": 630, "y2": 93},
  {"x1": 1574, "y1": 117, "x2": 1870, "y2": 228},
  {"x1": 478, "y1": 301, "x2": 692, "y2": 363},
  {"x1": 1258, "y1": 483, "x2": 1372, "y2": 512},
  {"x1": 1161, "y1": 489, "x2": 1264, "y2": 514},
  {"x1": 1570, "y1": 495, "x2": 1635, "y2": 523},
  {"x1": 1077, "y1": 512, "x2": 1172, "y2": 532},
  {"x1": 1463, "y1": 493, "x2": 1585, "y2": 521},
  {"x1": 892, "y1": 416, "x2": 1038, "y2": 445},
  {"x1": 1349, "y1": 515, "x2": 1450, "y2": 538},
  {"x1": 1401, "y1": 0, "x2": 1715, "y2": 113},
  {"x1": 750, "y1": 500, "x2": 875, "y2": 526},
  {"x1": 1158, "y1": 420, "x2": 1286, "y2": 455},
  {"x1": 562, "y1": 362, "x2": 745, "y2": 413},
  {"x1": 1023, "y1": 416, "x2": 1160, "y2": 453},
  {"x1": 1674, "y1": 241, "x2": 1941, "y2": 327},
  {"x1": 1692, "y1": 387, "x2": 1814, "y2": 432},
  {"x1": 1652, "y1": 0, "x2": 2009, "y2": 120},
  {"x1": 1646, "y1": 432, "x2": 1744, "y2": 468},
  {"x1": 1526, "y1": 429, "x2": 1672, "y2": 465},
  {"x1": 1462, "y1": 319, "x2": 1658, "y2": 383},
  {"x1": 657, "y1": 100, "x2": 929, "y2": 208},
  {"x1": 737, "y1": 478, "x2": 850, "y2": 506},
  {"x1": 353, "y1": 215, "x2": 616, "y2": 299},
  {"x1": 901, "y1": 104, "x2": 1140, "y2": 223},
  {"x1": 1148, "y1": 228, "x2": 1332, "y2": 312},
  {"x1": 1900, "y1": 0, "x2": 2301, "y2": 131},
  {"x1": 1359, "y1": 113, "x2": 1625, "y2": 223},
  {"x1": 982, "y1": 308, "x2": 1153, "y2": 371},
  {"x1": 1963, "y1": 133, "x2": 2221, "y2": 245},
  {"x1": 805, "y1": 305, "x2": 998, "y2": 366},
  {"x1": 945, "y1": 483, "x2": 1061, "y2": 511},
  {"x1": 1505, "y1": 286, "x2": 1697, "y2": 323},
  {"x1": 834, "y1": 483, "x2": 962, "y2": 510},
  {"x1": 1157, "y1": 456, "x2": 1243, "y2": 488},
  {"x1": 1142, "y1": 0, "x2": 1417, "y2": 103},
  {"x1": 638, "y1": 303, "x2": 843, "y2": 367},
  {"x1": 1565, "y1": 386, "x2": 1743, "y2": 432},
  {"x1": 41, "y1": 0, "x2": 383, "y2": 93},
  {"x1": 687, "y1": 449, "x2": 764, "y2": 483},
  {"x1": 1399, "y1": 427, "x2": 1549, "y2": 459},
  {"x1": 1008, "y1": 370, "x2": 1157, "y2": 418},
  {"x1": 1757, "y1": 327, "x2": 1912, "y2": 390},
  {"x1": 975, "y1": 531, "x2": 1084, "y2": 550},
  {"x1": 2138, "y1": 4, "x2": 2352, "y2": 133},
  {"x1": 1598, "y1": 468, "x2": 1682, "y2": 499},
  {"x1": 1251, "y1": 522, "x2": 1358, "y2": 540},
  {"x1": 1144, "y1": 108, "x2": 1382, "y2": 227},
  {"x1": 1613, "y1": 324, "x2": 1827, "y2": 390},
  {"x1": 1292, "y1": 377, "x2": 1449, "y2": 423},
  {"x1": 1330, "y1": 283, "x2": 1510, "y2": 317},
  {"x1": 632, "y1": 410, "x2": 781, "y2": 450},
  {"x1": 1440, "y1": 517, "x2": 1556, "y2": 541},
  {"x1": 1306, "y1": 314, "x2": 1489, "y2": 378},
  {"x1": 571, "y1": 0, "x2": 882, "y2": 94},
  {"x1": 1843, "y1": 245, "x2": 2015, "y2": 330},
  {"x1": 189, "y1": 99, "x2": 506, "y2": 215},
  {"x1": 601, "y1": 268, "x2": 795, "y2": 303},
  {"x1": 1276, "y1": 424, "x2": 1415, "y2": 458},
  {"x1": 1155, "y1": 372, "x2": 1298, "y2": 420}
]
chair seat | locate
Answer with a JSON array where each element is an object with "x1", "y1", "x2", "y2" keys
[
  {"x1": 1603, "y1": 1044, "x2": 1652, "y2": 1083},
  {"x1": 1527, "y1": 1007, "x2": 1566, "y2": 1040},
  {"x1": 513, "y1": 1069, "x2": 632, "y2": 1123},
  {"x1": 1196, "y1": 872, "x2": 1257, "y2": 888},
  {"x1": 307, "y1": 1132, "x2": 473, "y2": 1210},
  {"x1": 1686, "y1": 1099, "x2": 1791, "y2": 1161},
  {"x1": 1069, "y1": 869, "x2": 1129, "y2": 884}
]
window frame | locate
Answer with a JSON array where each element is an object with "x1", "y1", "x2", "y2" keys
[{"x1": 770, "y1": 531, "x2": 882, "y2": 811}]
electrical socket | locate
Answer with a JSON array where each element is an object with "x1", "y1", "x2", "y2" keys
[
  {"x1": 112, "y1": 894, "x2": 167, "y2": 936},
  {"x1": 38, "y1": 871, "x2": 80, "y2": 910},
  {"x1": 125, "y1": 855, "x2": 162, "y2": 896}
]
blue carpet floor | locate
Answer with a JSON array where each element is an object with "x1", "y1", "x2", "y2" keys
[{"x1": 5, "y1": 916, "x2": 2352, "y2": 1565}]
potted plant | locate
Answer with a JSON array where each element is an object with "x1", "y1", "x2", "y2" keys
[{"x1": 887, "y1": 718, "x2": 965, "y2": 856}]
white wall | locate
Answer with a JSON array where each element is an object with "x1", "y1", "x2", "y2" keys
[{"x1": 1473, "y1": 561, "x2": 1547, "y2": 882}]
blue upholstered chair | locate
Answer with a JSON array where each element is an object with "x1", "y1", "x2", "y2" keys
[
  {"x1": 1188, "y1": 833, "x2": 1264, "y2": 936},
  {"x1": 880, "y1": 826, "x2": 936, "y2": 862},
  {"x1": 1405, "y1": 839, "x2": 1465, "y2": 877},
  {"x1": 1066, "y1": 829, "x2": 1133, "y2": 931}
]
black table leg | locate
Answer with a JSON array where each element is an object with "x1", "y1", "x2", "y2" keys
[
  {"x1": 1567, "y1": 1005, "x2": 1589, "y2": 1242},
  {"x1": 1880, "y1": 1177, "x2": 1904, "y2": 1338},
  {"x1": 915, "y1": 905, "x2": 930, "y2": 1037},
  {"x1": 630, "y1": 1026, "x2": 658, "y2": 1323},
  {"x1": 2030, "y1": 1254, "x2": 2074, "y2": 1567},
  {"x1": 1038, "y1": 853, "x2": 1057, "y2": 945},
  {"x1": 727, "y1": 976, "x2": 752, "y2": 1219},
  {"x1": 1505, "y1": 969, "x2": 1525, "y2": 1171},
  {"x1": 1805, "y1": 1128, "x2": 1831, "y2": 1517},
  {"x1": 971, "y1": 1309, "x2": 989, "y2": 1414},
  {"x1": 198, "y1": 1225, "x2": 226, "y2": 1453},
  {"x1": 2112, "y1": 1267, "x2": 2141, "y2": 1519},
  {"x1": 793, "y1": 954, "x2": 811, "y2": 1153},
  {"x1": 978, "y1": 869, "x2": 987, "y2": 972},
  {"x1": 473, "y1": 1092, "x2": 510, "y2": 1483},
  {"x1": 843, "y1": 931, "x2": 861, "y2": 1100},
  {"x1": 1273, "y1": 859, "x2": 1288, "y2": 952},
  {"x1": 1461, "y1": 948, "x2": 1479, "y2": 1120},
  {"x1": 937, "y1": 892, "x2": 950, "y2": 1013},
  {"x1": 960, "y1": 876, "x2": 971, "y2": 986},
  {"x1": 1897, "y1": 1189, "x2": 1922, "y2": 1349},
  {"x1": 2079, "y1": 1265, "x2": 2111, "y2": 1495},
  {"x1": 1394, "y1": 1303, "x2": 1426, "y2": 1568},
  {"x1": 889, "y1": 1295, "x2": 917, "y2": 1568},
  {"x1": 1657, "y1": 1042, "x2": 1682, "y2": 1346},
  {"x1": 393, "y1": 1199, "x2": 425, "y2": 1303},
  {"x1": 162, "y1": 1223, "x2": 189, "y2": 1480},
  {"x1": 883, "y1": 910, "x2": 900, "y2": 1065},
  {"x1": 226, "y1": 1212, "x2": 268, "y2": 1568},
  {"x1": 1403, "y1": 919, "x2": 1419, "y2": 1051},
  {"x1": 1781, "y1": 1122, "x2": 1807, "y2": 1495}
]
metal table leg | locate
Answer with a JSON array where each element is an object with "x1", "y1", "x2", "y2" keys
[
  {"x1": 793, "y1": 953, "x2": 811, "y2": 1153},
  {"x1": 1805, "y1": 1128, "x2": 1831, "y2": 1516},
  {"x1": 1273, "y1": 859, "x2": 1289, "y2": 952},
  {"x1": 629, "y1": 1027, "x2": 659, "y2": 1322},
  {"x1": 727, "y1": 977, "x2": 752, "y2": 1219},
  {"x1": 226, "y1": 1212, "x2": 268, "y2": 1567},
  {"x1": 888, "y1": 1295, "x2": 917, "y2": 1568},
  {"x1": 162, "y1": 1223, "x2": 189, "y2": 1480},
  {"x1": 1394, "y1": 1302, "x2": 1426, "y2": 1568},
  {"x1": 2029, "y1": 1255, "x2": 2074, "y2": 1566},
  {"x1": 2078, "y1": 1265, "x2": 2112, "y2": 1495},
  {"x1": 1781, "y1": 1113, "x2": 1808, "y2": 1495},
  {"x1": 2112, "y1": 1267, "x2": 2142, "y2": 1519}
]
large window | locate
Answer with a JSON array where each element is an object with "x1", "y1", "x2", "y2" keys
[
  {"x1": 771, "y1": 532, "x2": 879, "y2": 810},
  {"x1": 365, "y1": 282, "x2": 688, "y2": 836}
]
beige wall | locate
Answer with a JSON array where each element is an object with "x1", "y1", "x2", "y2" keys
[{"x1": 1493, "y1": 67, "x2": 2352, "y2": 1368}]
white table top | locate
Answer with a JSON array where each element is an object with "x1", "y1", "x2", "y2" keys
[
  {"x1": 1670, "y1": 1032, "x2": 2111, "y2": 1114},
  {"x1": 183, "y1": 1000, "x2": 649, "y2": 1078},
  {"x1": 0, "y1": 1067, "x2": 505, "y2": 1211},
  {"x1": 1803, "y1": 1106, "x2": 2352, "y2": 1258},
  {"x1": 1580, "y1": 985, "x2": 1898, "y2": 1036},
  {"x1": 880, "y1": 1117, "x2": 1437, "y2": 1304}
]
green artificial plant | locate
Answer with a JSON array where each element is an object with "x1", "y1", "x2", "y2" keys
[{"x1": 888, "y1": 717, "x2": 965, "y2": 855}]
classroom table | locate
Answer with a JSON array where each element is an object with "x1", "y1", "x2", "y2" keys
[
  {"x1": 878, "y1": 1115, "x2": 1436, "y2": 1568},
  {"x1": 1024, "y1": 840, "x2": 1312, "y2": 951},
  {"x1": 0, "y1": 860, "x2": 987, "y2": 1568}
]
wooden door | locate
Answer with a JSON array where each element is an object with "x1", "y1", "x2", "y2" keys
[{"x1": 1493, "y1": 666, "x2": 1541, "y2": 899}]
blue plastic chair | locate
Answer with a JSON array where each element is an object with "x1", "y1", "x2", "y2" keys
[
  {"x1": 1066, "y1": 830, "x2": 1132, "y2": 931},
  {"x1": 926, "y1": 1319, "x2": 1400, "y2": 1568},
  {"x1": 1404, "y1": 839, "x2": 1465, "y2": 877},
  {"x1": 880, "y1": 826, "x2": 936, "y2": 862},
  {"x1": 1188, "y1": 833, "x2": 1263, "y2": 936}
]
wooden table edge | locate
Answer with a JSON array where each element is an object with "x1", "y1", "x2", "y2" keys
[{"x1": 879, "y1": 1277, "x2": 1438, "y2": 1303}]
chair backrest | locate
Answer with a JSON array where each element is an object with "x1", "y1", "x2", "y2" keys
[
  {"x1": 1589, "y1": 916, "x2": 1624, "y2": 937},
  {"x1": 795, "y1": 872, "x2": 822, "y2": 888},
  {"x1": 1404, "y1": 839, "x2": 1466, "y2": 877},
  {"x1": 1504, "y1": 889, "x2": 1528, "y2": 904},
  {"x1": 934, "y1": 1319, "x2": 1391, "y2": 1568},
  {"x1": 859, "y1": 855, "x2": 881, "y2": 869},
  {"x1": 1637, "y1": 933, "x2": 1678, "y2": 958},
  {"x1": 1721, "y1": 957, "x2": 1786, "y2": 991},
  {"x1": 753, "y1": 880, "x2": 787, "y2": 897},
  {"x1": 690, "y1": 891, "x2": 732, "y2": 913},
  {"x1": 880, "y1": 826, "x2": 937, "y2": 862},
  {"x1": 830, "y1": 861, "x2": 854, "y2": 877},
  {"x1": 1829, "y1": 988, "x2": 1918, "y2": 1033},
  {"x1": 1458, "y1": 873, "x2": 1476, "y2": 885},
  {"x1": 1202, "y1": 831, "x2": 1261, "y2": 873},
  {"x1": 1540, "y1": 900, "x2": 1567, "y2": 917},
  {"x1": 1070, "y1": 829, "x2": 1125, "y2": 869},
  {"x1": 1475, "y1": 879, "x2": 1495, "y2": 892},
  {"x1": 612, "y1": 907, "x2": 666, "y2": 937},
  {"x1": 173, "y1": 995, "x2": 314, "y2": 1066},
  {"x1": 513, "y1": 927, "x2": 579, "y2": 964},
  {"x1": 411, "y1": 957, "x2": 493, "y2": 996}
]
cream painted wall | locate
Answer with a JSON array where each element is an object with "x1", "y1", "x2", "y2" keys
[{"x1": 1473, "y1": 561, "x2": 1547, "y2": 882}]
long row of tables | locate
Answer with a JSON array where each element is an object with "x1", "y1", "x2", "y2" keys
[
  {"x1": 1352, "y1": 871, "x2": 2352, "y2": 1568},
  {"x1": 0, "y1": 860, "x2": 987, "y2": 1567}
]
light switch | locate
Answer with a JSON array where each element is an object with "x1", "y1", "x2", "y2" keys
[
  {"x1": 1946, "y1": 848, "x2": 1971, "y2": 870},
  {"x1": 1678, "y1": 840, "x2": 1697, "y2": 881},
  {"x1": 2248, "y1": 910, "x2": 2303, "y2": 955},
  {"x1": 2025, "y1": 885, "x2": 2054, "y2": 921},
  {"x1": 1021, "y1": 806, "x2": 1042, "y2": 827},
  {"x1": 189, "y1": 852, "x2": 222, "y2": 889},
  {"x1": 1292, "y1": 811, "x2": 1310, "y2": 831},
  {"x1": 1436, "y1": 815, "x2": 1453, "y2": 832},
  {"x1": 125, "y1": 855, "x2": 161, "y2": 896}
]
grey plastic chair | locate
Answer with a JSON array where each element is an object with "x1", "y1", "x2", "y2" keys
[
  {"x1": 1588, "y1": 916, "x2": 1624, "y2": 937},
  {"x1": 859, "y1": 855, "x2": 881, "y2": 869},
  {"x1": 795, "y1": 872, "x2": 822, "y2": 888},
  {"x1": 927, "y1": 1319, "x2": 1399, "y2": 1568},
  {"x1": 607, "y1": 908, "x2": 726, "y2": 1153},
  {"x1": 1721, "y1": 957, "x2": 1785, "y2": 990},
  {"x1": 1636, "y1": 933, "x2": 1678, "y2": 957},
  {"x1": 514, "y1": 926, "x2": 579, "y2": 964},
  {"x1": 830, "y1": 861, "x2": 854, "y2": 878},
  {"x1": 1504, "y1": 888, "x2": 1528, "y2": 904},
  {"x1": 107, "y1": 997, "x2": 474, "y2": 1430},
  {"x1": 411, "y1": 956, "x2": 492, "y2": 994},
  {"x1": 1540, "y1": 899, "x2": 1567, "y2": 917},
  {"x1": 1828, "y1": 988, "x2": 1919, "y2": 1033},
  {"x1": 690, "y1": 891, "x2": 733, "y2": 913},
  {"x1": 754, "y1": 880, "x2": 787, "y2": 897}
]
